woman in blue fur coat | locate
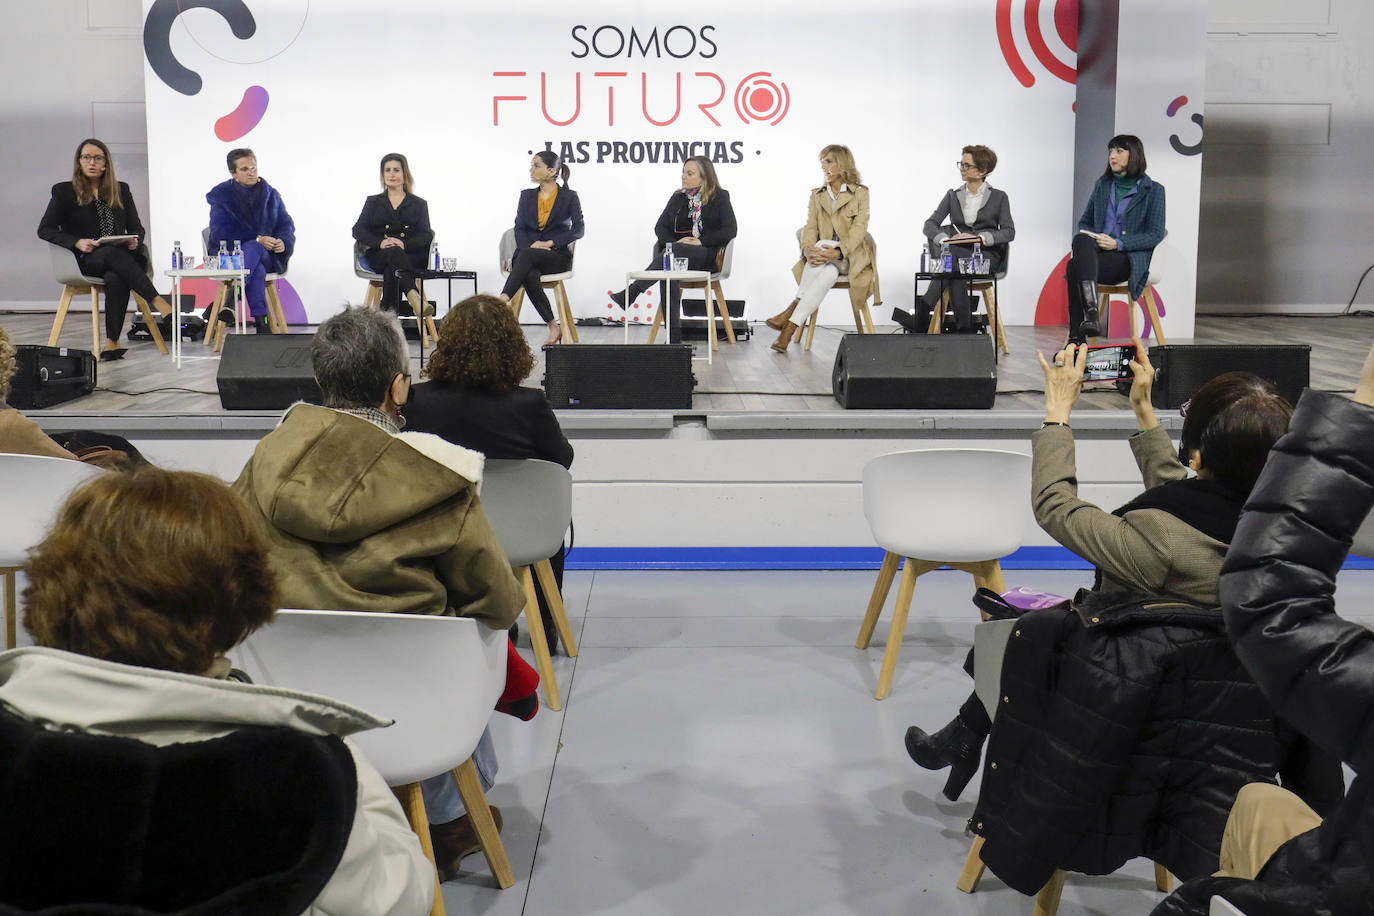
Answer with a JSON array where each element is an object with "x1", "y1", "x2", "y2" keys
[{"x1": 207, "y1": 148, "x2": 295, "y2": 333}]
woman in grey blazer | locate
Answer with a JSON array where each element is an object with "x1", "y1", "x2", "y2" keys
[{"x1": 901, "y1": 145, "x2": 1014, "y2": 333}]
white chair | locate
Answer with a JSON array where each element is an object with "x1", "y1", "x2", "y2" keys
[
  {"x1": 1210, "y1": 896, "x2": 1249, "y2": 915},
  {"x1": 200, "y1": 228, "x2": 288, "y2": 351},
  {"x1": 646, "y1": 238, "x2": 739, "y2": 348},
  {"x1": 232, "y1": 610, "x2": 514, "y2": 914},
  {"x1": 354, "y1": 242, "x2": 439, "y2": 347},
  {"x1": 794, "y1": 228, "x2": 878, "y2": 351},
  {"x1": 1096, "y1": 237, "x2": 1168, "y2": 344},
  {"x1": 0, "y1": 455, "x2": 103, "y2": 649},
  {"x1": 498, "y1": 229, "x2": 577, "y2": 343},
  {"x1": 855, "y1": 448, "x2": 1031, "y2": 700},
  {"x1": 480, "y1": 458, "x2": 577, "y2": 712},
  {"x1": 46, "y1": 243, "x2": 168, "y2": 355}
]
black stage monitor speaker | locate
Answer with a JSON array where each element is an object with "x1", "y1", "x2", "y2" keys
[
  {"x1": 216, "y1": 334, "x2": 322, "y2": 410},
  {"x1": 6, "y1": 346, "x2": 96, "y2": 409},
  {"x1": 1128, "y1": 344, "x2": 1311, "y2": 409},
  {"x1": 832, "y1": 334, "x2": 997, "y2": 409},
  {"x1": 544, "y1": 344, "x2": 695, "y2": 408},
  {"x1": 680, "y1": 297, "x2": 751, "y2": 340}
]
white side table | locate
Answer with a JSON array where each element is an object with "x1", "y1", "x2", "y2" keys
[
  {"x1": 164, "y1": 267, "x2": 247, "y2": 368},
  {"x1": 624, "y1": 269, "x2": 715, "y2": 364}
]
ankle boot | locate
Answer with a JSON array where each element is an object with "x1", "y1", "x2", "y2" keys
[
  {"x1": 904, "y1": 715, "x2": 987, "y2": 801},
  {"x1": 1078, "y1": 280, "x2": 1102, "y2": 338},
  {"x1": 766, "y1": 299, "x2": 799, "y2": 330},
  {"x1": 770, "y1": 321, "x2": 798, "y2": 352}
]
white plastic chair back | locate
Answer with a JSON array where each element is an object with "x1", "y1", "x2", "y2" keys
[
  {"x1": 1144, "y1": 236, "x2": 1169, "y2": 286},
  {"x1": 717, "y1": 238, "x2": 734, "y2": 280},
  {"x1": 974, "y1": 618, "x2": 1018, "y2": 721},
  {"x1": 353, "y1": 241, "x2": 381, "y2": 281},
  {"x1": 232, "y1": 609, "x2": 506, "y2": 786},
  {"x1": 481, "y1": 459, "x2": 572, "y2": 567},
  {"x1": 0, "y1": 455, "x2": 103, "y2": 568},
  {"x1": 862, "y1": 448, "x2": 1030, "y2": 562},
  {"x1": 48, "y1": 244, "x2": 96, "y2": 287},
  {"x1": 1210, "y1": 896, "x2": 1248, "y2": 916},
  {"x1": 500, "y1": 229, "x2": 574, "y2": 280}
]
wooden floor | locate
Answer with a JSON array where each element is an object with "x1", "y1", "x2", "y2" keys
[{"x1": 2, "y1": 310, "x2": 1368, "y2": 416}]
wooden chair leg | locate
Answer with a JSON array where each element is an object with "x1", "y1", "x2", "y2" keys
[
  {"x1": 204, "y1": 283, "x2": 227, "y2": 348},
  {"x1": 984, "y1": 284, "x2": 1010, "y2": 355},
  {"x1": 1034, "y1": 870, "x2": 1066, "y2": 916},
  {"x1": 48, "y1": 286, "x2": 75, "y2": 346},
  {"x1": 507, "y1": 287, "x2": 526, "y2": 320},
  {"x1": 133, "y1": 294, "x2": 169, "y2": 355},
  {"x1": 1143, "y1": 286, "x2": 1167, "y2": 344},
  {"x1": 555, "y1": 282, "x2": 579, "y2": 343},
  {"x1": 929, "y1": 290, "x2": 948, "y2": 334},
  {"x1": 533, "y1": 558, "x2": 577, "y2": 657},
  {"x1": 266, "y1": 280, "x2": 287, "y2": 333},
  {"x1": 875, "y1": 559, "x2": 919, "y2": 700},
  {"x1": 712, "y1": 280, "x2": 737, "y2": 343},
  {"x1": 90, "y1": 288, "x2": 102, "y2": 353},
  {"x1": 425, "y1": 315, "x2": 441, "y2": 344},
  {"x1": 803, "y1": 312, "x2": 818, "y2": 351},
  {"x1": 951, "y1": 559, "x2": 1006, "y2": 596},
  {"x1": 2, "y1": 569, "x2": 16, "y2": 650},
  {"x1": 1096, "y1": 291, "x2": 1111, "y2": 342},
  {"x1": 856, "y1": 551, "x2": 900, "y2": 649},
  {"x1": 1128, "y1": 291, "x2": 1140, "y2": 340},
  {"x1": 394, "y1": 782, "x2": 446, "y2": 916},
  {"x1": 521, "y1": 565, "x2": 561, "y2": 711},
  {"x1": 956, "y1": 836, "x2": 987, "y2": 893},
  {"x1": 647, "y1": 304, "x2": 665, "y2": 343},
  {"x1": 859, "y1": 301, "x2": 875, "y2": 334},
  {"x1": 450, "y1": 757, "x2": 515, "y2": 889},
  {"x1": 1154, "y1": 862, "x2": 1173, "y2": 892},
  {"x1": 363, "y1": 281, "x2": 381, "y2": 308}
]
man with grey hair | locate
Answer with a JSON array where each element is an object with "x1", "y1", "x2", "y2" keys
[{"x1": 233, "y1": 305, "x2": 523, "y2": 879}]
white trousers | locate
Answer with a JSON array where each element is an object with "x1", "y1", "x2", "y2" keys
[{"x1": 792, "y1": 261, "x2": 843, "y2": 322}]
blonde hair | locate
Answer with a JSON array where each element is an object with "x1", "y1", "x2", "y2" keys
[{"x1": 819, "y1": 144, "x2": 863, "y2": 187}]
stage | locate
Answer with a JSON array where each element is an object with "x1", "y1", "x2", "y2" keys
[{"x1": 4, "y1": 311, "x2": 1367, "y2": 562}]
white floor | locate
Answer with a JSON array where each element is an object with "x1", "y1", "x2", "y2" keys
[{"x1": 443, "y1": 567, "x2": 1374, "y2": 916}]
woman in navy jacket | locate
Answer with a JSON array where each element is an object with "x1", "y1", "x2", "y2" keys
[
  {"x1": 608, "y1": 156, "x2": 737, "y2": 340},
  {"x1": 499, "y1": 151, "x2": 584, "y2": 347},
  {"x1": 1065, "y1": 134, "x2": 1166, "y2": 343},
  {"x1": 352, "y1": 153, "x2": 433, "y2": 315},
  {"x1": 206, "y1": 148, "x2": 295, "y2": 334}
]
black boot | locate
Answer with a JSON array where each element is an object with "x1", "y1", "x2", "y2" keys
[
  {"x1": 1078, "y1": 280, "x2": 1102, "y2": 338},
  {"x1": 904, "y1": 714, "x2": 987, "y2": 801},
  {"x1": 252, "y1": 315, "x2": 271, "y2": 334}
]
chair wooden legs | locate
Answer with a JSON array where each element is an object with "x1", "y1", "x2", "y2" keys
[
  {"x1": 48, "y1": 286, "x2": 76, "y2": 347},
  {"x1": 852, "y1": 301, "x2": 875, "y2": 334},
  {"x1": 553, "y1": 281, "x2": 578, "y2": 343},
  {"x1": 802, "y1": 311, "x2": 819, "y2": 350},
  {"x1": 450, "y1": 757, "x2": 515, "y2": 889},
  {"x1": 957, "y1": 836, "x2": 987, "y2": 893},
  {"x1": 132, "y1": 294, "x2": 169, "y2": 355},
  {"x1": 982, "y1": 283, "x2": 1010, "y2": 355},
  {"x1": 520, "y1": 565, "x2": 561, "y2": 711},
  {"x1": 949, "y1": 559, "x2": 1006, "y2": 596},
  {"x1": 711, "y1": 280, "x2": 737, "y2": 344},
  {"x1": 875, "y1": 559, "x2": 925, "y2": 700},
  {"x1": 532, "y1": 558, "x2": 577, "y2": 657},
  {"x1": 395, "y1": 782, "x2": 447, "y2": 916},
  {"x1": 265, "y1": 280, "x2": 287, "y2": 333},
  {"x1": 1034, "y1": 870, "x2": 1067, "y2": 916},
  {"x1": 856, "y1": 551, "x2": 900, "y2": 649},
  {"x1": 1142, "y1": 286, "x2": 1167, "y2": 344},
  {"x1": 647, "y1": 303, "x2": 665, "y2": 343},
  {"x1": 89, "y1": 288, "x2": 101, "y2": 353},
  {"x1": 363, "y1": 281, "x2": 382, "y2": 308},
  {"x1": 2, "y1": 568, "x2": 16, "y2": 650},
  {"x1": 1155, "y1": 862, "x2": 1173, "y2": 892}
]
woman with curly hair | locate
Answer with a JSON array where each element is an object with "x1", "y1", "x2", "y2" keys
[{"x1": 405, "y1": 294, "x2": 572, "y2": 649}]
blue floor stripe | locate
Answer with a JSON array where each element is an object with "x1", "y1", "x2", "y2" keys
[{"x1": 565, "y1": 545, "x2": 1374, "y2": 572}]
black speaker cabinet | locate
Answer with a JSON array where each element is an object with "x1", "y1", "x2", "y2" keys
[
  {"x1": 1125, "y1": 344, "x2": 1311, "y2": 409},
  {"x1": 832, "y1": 334, "x2": 997, "y2": 409},
  {"x1": 680, "y1": 297, "x2": 751, "y2": 340},
  {"x1": 216, "y1": 334, "x2": 322, "y2": 410},
  {"x1": 544, "y1": 344, "x2": 695, "y2": 408},
  {"x1": 6, "y1": 346, "x2": 96, "y2": 409}
]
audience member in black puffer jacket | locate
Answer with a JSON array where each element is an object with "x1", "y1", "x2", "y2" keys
[{"x1": 1153, "y1": 358, "x2": 1374, "y2": 915}]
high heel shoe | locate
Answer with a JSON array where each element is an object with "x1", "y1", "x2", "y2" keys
[
  {"x1": 904, "y1": 716, "x2": 987, "y2": 801},
  {"x1": 543, "y1": 324, "x2": 563, "y2": 347}
]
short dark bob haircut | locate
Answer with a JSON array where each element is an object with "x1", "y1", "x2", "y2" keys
[
  {"x1": 1103, "y1": 134, "x2": 1147, "y2": 179},
  {"x1": 1179, "y1": 371, "x2": 1293, "y2": 496},
  {"x1": 423, "y1": 294, "x2": 534, "y2": 390}
]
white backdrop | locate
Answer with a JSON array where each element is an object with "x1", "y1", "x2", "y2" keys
[{"x1": 142, "y1": 0, "x2": 1092, "y2": 328}]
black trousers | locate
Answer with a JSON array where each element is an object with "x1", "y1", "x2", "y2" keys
[
  {"x1": 1064, "y1": 232, "x2": 1130, "y2": 336},
  {"x1": 915, "y1": 246, "x2": 1006, "y2": 332},
  {"x1": 501, "y1": 248, "x2": 572, "y2": 322},
  {"x1": 363, "y1": 246, "x2": 424, "y2": 310},
  {"x1": 626, "y1": 244, "x2": 718, "y2": 340},
  {"x1": 77, "y1": 245, "x2": 159, "y2": 342}
]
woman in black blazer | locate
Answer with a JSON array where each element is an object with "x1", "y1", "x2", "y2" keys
[
  {"x1": 406, "y1": 293, "x2": 573, "y2": 650},
  {"x1": 608, "y1": 156, "x2": 737, "y2": 339},
  {"x1": 352, "y1": 153, "x2": 434, "y2": 315},
  {"x1": 903, "y1": 144, "x2": 1015, "y2": 333},
  {"x1": 499, "y1": 151, "x2": 584, "y2": 347},
  {"x1": 37, "y1": 138, "x2": 173, "y2": 359}
]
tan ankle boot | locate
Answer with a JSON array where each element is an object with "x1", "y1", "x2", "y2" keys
[
  {"x1": 766, "y1": 299, "x2": 799, "y2": 330},
  {"x1": 770, "y1": 321, "x2": 798, "y2": 352}
]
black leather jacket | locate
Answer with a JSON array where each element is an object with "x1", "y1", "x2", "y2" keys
[{"x1": 1154, "y1": 389, "x2": 1374, "y2": 916}]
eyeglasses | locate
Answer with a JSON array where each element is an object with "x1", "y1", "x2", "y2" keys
[
  {"x1": 79, "y1": 154, "x2": 106, "y2": 163},
  {"x1": 956, "y1": 161, "x2": 979, "y2": 171}
]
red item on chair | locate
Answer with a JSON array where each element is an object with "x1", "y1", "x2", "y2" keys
[{"x1": 496, "y1": 636, "x2": 540, "y2": 721}]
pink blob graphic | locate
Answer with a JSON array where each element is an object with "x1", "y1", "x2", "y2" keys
[
  {"x1": 1166, "y1": 95, "x2": 1189, "y2": 117},
  {"x1": 214, "y1": 85, "x2": 269, "y2": 141},
  {"x1": 273, "y1": 278, "x2": 307, "y2": 325},
  {"x1": 1034, "y1": 253, "x2": 1072, "y2": 326}
]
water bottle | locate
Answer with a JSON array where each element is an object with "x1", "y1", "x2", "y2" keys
[
  {"x1": 430, "y1": 242, "x2": 440, "y2": 271},
  {"x1": 972, "y1": 240, "x2": 982, "y2": 273},
  {"x1": 171, "y1": 241, "x2": 183, "y2": 270},
  {"x1": 217, "y1": 240, "x2": 228, "y2": 269},
  {"x1": 231, "y1": 240, "x2": 243, "y2": 271},
  {"x1": 940, "y1": 241, "x2": 952, "y2": 272},
  {"x1": 919, "y1": 247, "x2": 928, "y2": 273},
  {"x1": 663, "y1": 242, "x2": 675, "y2": 271}
]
